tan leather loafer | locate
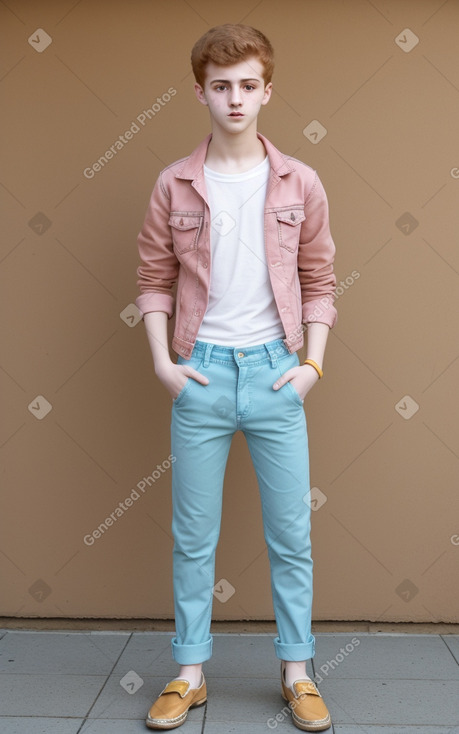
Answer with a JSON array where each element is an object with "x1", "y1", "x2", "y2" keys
[
  {"x1": 280, "y1": 662, "x2": 331, "y2": 731},
  {"x1": 146, "y1": 673, "x2": 207, "y2": 729}
]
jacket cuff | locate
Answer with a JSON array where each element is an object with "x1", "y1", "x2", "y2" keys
[
  {"x1": 135, "y1": 292, "x2": 174, "y2": 319},
  {"x1": 302, "y1": 297, "x2": 338, "y2": 328}
]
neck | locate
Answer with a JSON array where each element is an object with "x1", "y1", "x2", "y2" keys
[{"x1": 205, "y1": 122, "x2": 266, "y2": 172}]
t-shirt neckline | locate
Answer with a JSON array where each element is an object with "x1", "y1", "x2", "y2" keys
[{"x1": 203, "y1": 155, "x2": 269, "y2": 182}]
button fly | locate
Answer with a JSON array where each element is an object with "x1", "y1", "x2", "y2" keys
[{"x1": 237, "y1": 352, "x2": 245, "y2": 358}]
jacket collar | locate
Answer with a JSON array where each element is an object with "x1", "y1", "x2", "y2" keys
[{"x1": 175, "y1": 132, "x2": 296, "y2": 182}]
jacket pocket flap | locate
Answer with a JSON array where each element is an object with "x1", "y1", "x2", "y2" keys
[
  {"x1": 276, "y1": 209, "x2": 306, "y2": 225},
  {"x1": 169, "y1": 215, "x2": 202, "y2": 230}
]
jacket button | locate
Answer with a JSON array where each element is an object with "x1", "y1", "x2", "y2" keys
[
  {"x1": 202, "y1": 262, "x2": 208, "y2": 268},
  {"x1": 195, "y1": 309, "x2": 201, "y2": 316}
]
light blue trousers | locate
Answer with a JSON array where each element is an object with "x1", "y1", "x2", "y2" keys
[{"x1": 170, "y1": 338, "x2": 315, "y2": 665}]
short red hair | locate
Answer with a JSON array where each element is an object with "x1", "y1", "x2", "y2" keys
[{"x1": 191, "y1": 23, "x2": 274, "y2": 88}]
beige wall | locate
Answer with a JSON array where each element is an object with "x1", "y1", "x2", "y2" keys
[{"x1": 1, "y1": 0, "x2": 458, "y2": 623}]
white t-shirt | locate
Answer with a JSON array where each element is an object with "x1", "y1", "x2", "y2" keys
[{"x1": 196, "y1": 155, "x2": 286, "y2": 346}]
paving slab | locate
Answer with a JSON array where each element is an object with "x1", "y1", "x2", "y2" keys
[
  {"x1": 201, "y1": 674, "x2": 291, "y2": 724},
  {"x1": 80, "y1": 719, "x2": 203, "y2": 733},
  {"x1": 0, "y1": 673, "x2": 107, "y2": 717},
  {"x1": 114, "y1": 631, "x2": 310, "y2": 679},
  {"x1": 204, "y1": 723, "x2": 293, "y2": 733},
  {"x1": 442, "y1": 635, "x2": 459, "y2": 665},
  {"x1": 318, "y1": 678, "x2": 459, "y2": 726},
  {"x1": 312, "y1": 633, "x2": 459, "y2": 680},
  {"x1": 88, "y1": 674, "x2": 206, "y2": 725},
  {"x1": 0, "y1": 630, "x2": 131, "y2": 674},
  {"x1": 200, "y1": 632, "x2": 312, "y2": 678},
  {"x1": 0, "y1": 630, "x2": 458, "y2": 732},
  {"x1": 334, "y1": 727, "x2": 459, "y2": 733},
  {"x1": 110, "y1": 631, "x2": 183, "y2": 677},
  {"x1": 0, "y1": 718, "x2": 84, "y2": 734}
]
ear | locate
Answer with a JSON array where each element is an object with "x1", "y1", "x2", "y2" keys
[
  {"x1": 261, "y1": 82, "x2": 273, "y2": 106},
  {"x1": 194, "y1": 83, "x2": 208, "y2": 106}
]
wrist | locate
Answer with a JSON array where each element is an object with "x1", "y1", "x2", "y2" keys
[
  {"x1": 154, "y1": 358, "x2": 173, "y2": 375},
  {"x1": 303, "y1": 358, "x2": 323, "y2": 379}
]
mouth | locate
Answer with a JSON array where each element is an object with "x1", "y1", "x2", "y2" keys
[{"x1": 228, "y1": 112, "x2": 244, "y2": 117}]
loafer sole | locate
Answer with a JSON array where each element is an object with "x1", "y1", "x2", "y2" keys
[
  {"x1": 281, "y1": 691, "x2": 331, "y2": 731},
  {"x1": 146, "y1": 695, "x2": 207, "y2": 730}
]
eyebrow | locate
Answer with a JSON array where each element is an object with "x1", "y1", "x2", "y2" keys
[{"x1": 210, "y1": 78, "x2": 261, "y2": 84}]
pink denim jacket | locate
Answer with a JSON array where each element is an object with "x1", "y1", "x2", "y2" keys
[{"x1": 135, "y1": 132, "x2": 337, "y2": 359}]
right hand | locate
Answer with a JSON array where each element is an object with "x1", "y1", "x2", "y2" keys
[{"x1": 155, "y1": 361, "x2": 209, "y2": 400}]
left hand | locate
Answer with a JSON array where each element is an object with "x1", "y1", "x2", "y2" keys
[{"x1": 272, "y1": 364, "x2": 320, "y2": 401}]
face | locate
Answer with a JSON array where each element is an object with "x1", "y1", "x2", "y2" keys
[{"x1": 194, "y1": 56, "x2": 272, "y2": 134}]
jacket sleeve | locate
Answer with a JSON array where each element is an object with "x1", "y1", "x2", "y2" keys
[
  {"x1": 298, "y1": 172, "x2": 338, "y2": 328},
  {"x1": 135, "y1": 172, "x2": 179, "y2": 318}
]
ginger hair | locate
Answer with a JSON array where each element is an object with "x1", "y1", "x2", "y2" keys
[{"x1": 191, "y1": 23, "x2": 274, "y2": 88}]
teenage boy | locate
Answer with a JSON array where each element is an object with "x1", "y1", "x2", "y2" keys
[{"x1": 135, "y1": 23, "x2": 337, "y2": 732}]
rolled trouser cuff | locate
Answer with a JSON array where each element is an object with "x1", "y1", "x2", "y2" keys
[
  {"x1": 171, "y1": 636, "x2": 213, "y2": 664},
  {"x1": 273, "y1": 635, "x2": 315, "y2": 661}
]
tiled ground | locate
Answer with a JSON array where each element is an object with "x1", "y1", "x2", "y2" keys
[{"x1": 0, "y1": 629, "x2": 458, "y2": 733}]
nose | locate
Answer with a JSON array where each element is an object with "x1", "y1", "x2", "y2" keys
[{"x1": 229, "y1": 86, "x2": 242, "y2": 106}]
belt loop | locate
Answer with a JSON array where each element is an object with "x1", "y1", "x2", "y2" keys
[
  {"x1": 265, "y1": 342, "x2": 278, "y2": 369},
  {"x1": 266, "y1": 340, "x2": 287, "y2": 368},
  {"x1": 202, "y1": 342, "x2": 213, "y2": 368}
]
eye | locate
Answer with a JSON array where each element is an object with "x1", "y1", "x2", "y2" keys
[{"x1": 244, "y1": 84, "x2": 256, "y2": 91}]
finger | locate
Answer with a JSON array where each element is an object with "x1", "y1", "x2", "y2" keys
[
  {"x1": 189, "y1": 368, "x2": 209, "y2": 385},
  {"x1": 273, "y1": 369, "x2": 293, "y2": 390}
]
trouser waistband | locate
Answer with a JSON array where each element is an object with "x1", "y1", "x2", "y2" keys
[{"x1": 190, "y1": 338, "x2": 291, "y2": 369}]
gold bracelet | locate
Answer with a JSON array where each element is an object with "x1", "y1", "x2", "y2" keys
[{"x1": 303, "y1": 358, "x2": 323, "y2": 379}]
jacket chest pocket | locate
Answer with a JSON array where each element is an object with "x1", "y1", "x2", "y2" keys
[
  {"x1": 276, "y1": 208, "x2": 306, "y2": 252},
  {"x1": 169, "y1": 213, "x2": 203, "y2": 254}
]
